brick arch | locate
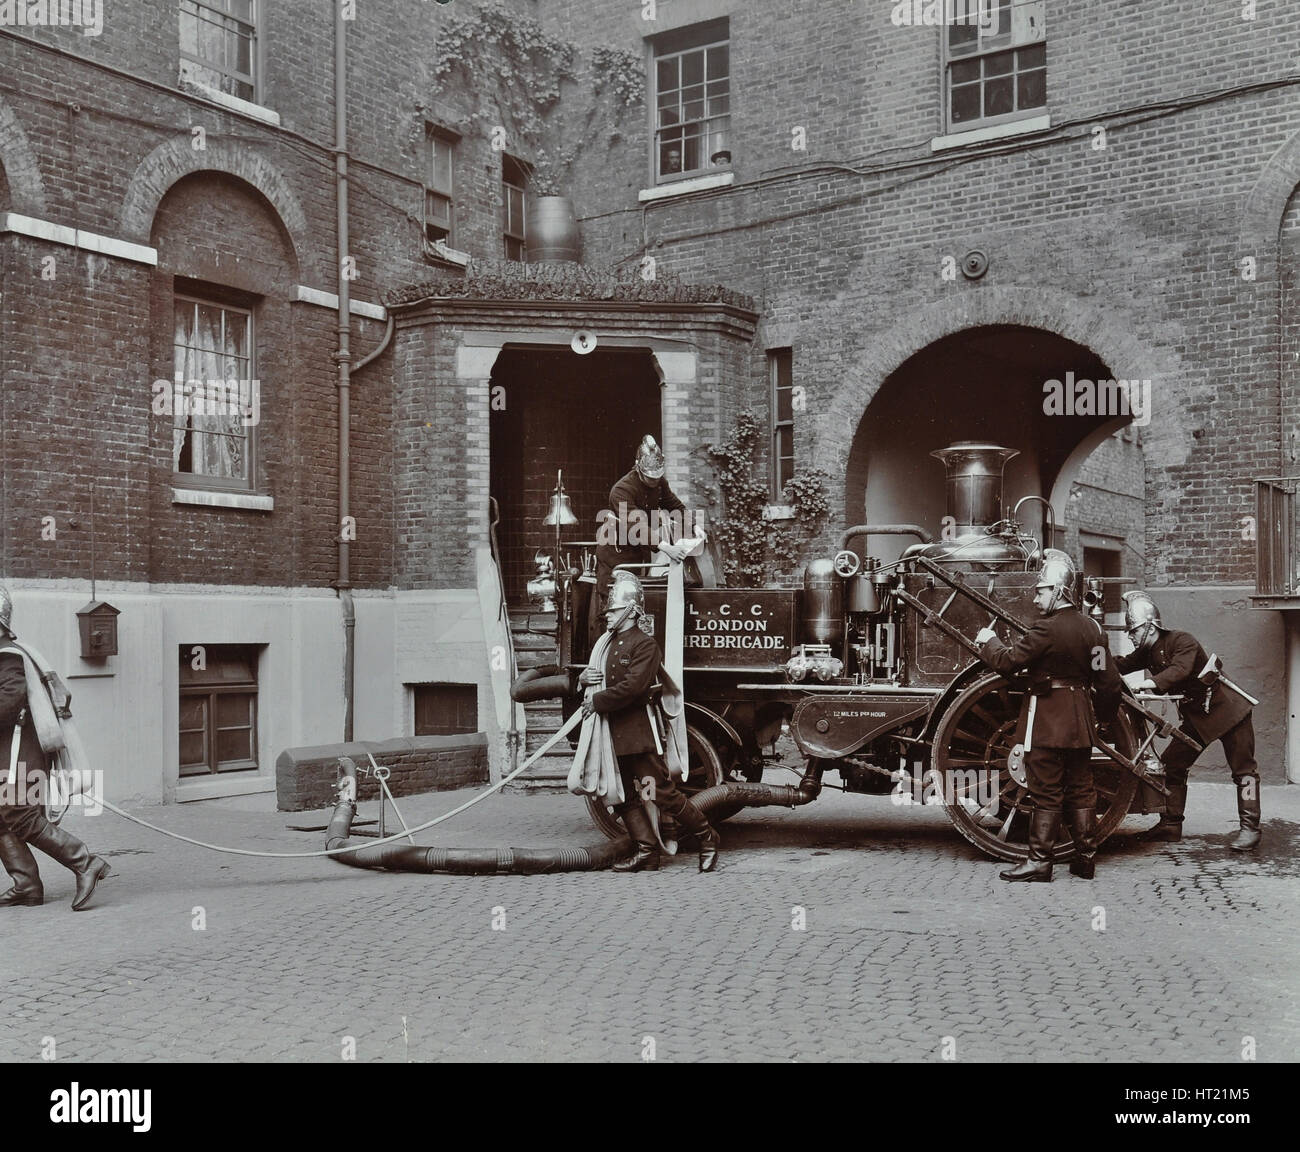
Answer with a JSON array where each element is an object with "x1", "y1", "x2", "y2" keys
[
  {"x1": 119, "y1": 139, "x2": 307, "y2": 274},
  {"x1": 813, "y1": 284, "x2": 1186, "y2": 478},
  {"x1": 0, "y1": 94, "x2": 47, "y2": 215},
  {"x1": 1239, "y1": 127, "x2": 1300, "y2": 253}
]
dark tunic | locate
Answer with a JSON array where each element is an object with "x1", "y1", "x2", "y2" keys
[
  {"x1": 1115, "y1": 629, "x2": 1252, "y2": 745},
  {"x1": 981, "y1": 608, "x2": 1123, "y2": 748},
  {"x1": 591, "y1": 625, "x2": 661, "y2": 756}
]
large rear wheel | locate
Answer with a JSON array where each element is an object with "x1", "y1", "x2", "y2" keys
[{"x1": 930, "y1": 672, "x2": 1139, "y2": 862}]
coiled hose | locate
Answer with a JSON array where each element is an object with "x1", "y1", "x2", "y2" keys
[{"x1": 324, "y1": 762, "x2": 819, "y2": 875}]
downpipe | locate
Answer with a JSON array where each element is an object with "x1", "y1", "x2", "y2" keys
[{"x1": 324, "y1": 759, "x2": 823, "y2": 875}]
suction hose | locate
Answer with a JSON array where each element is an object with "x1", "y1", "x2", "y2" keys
[{"x1": 324, "y1": 762, "x2": 820, "y2": 875}]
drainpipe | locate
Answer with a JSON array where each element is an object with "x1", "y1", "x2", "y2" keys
[{"x1": 334, "y1": 4, "x2": 354, "y2": 743}]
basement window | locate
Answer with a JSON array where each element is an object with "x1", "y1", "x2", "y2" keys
[
  {"x1": 412, "y1": 684, "x2": 478, "y2": 737},
  {"x1": 179, "y1": 644, "x2": 260, "y2": 776}
]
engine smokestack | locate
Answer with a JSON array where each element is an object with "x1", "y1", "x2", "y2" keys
[{"x1": 930, "y1": 442, "x2": 1019, "y2": 535}]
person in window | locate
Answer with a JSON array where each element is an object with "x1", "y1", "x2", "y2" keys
[
  {"x1": 975, "y1": 550, "x2": 1123, "y2": 883},
  {"x1": 0, "y1": 585, "x2": 111, "y2": 911},
  {"x1": 1114, "y1": 592, "x2": 1261, "y2": 851}
]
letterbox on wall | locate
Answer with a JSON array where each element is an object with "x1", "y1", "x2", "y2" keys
[{"x1": 76, "y1": 600, "x2": 120, "y2": 659}]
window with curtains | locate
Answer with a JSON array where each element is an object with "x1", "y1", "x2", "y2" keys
[
  {"x1": 652, "y1": 19, "x2": 730, "y2": 183},
  {"x1": 172, "y1": 291, "x2": 256, "y2": 488},
  {"x1": 424, "y1": 126, "x2": 456, "y2": 248},
  {"x1": 178, "y1": 0, "x2": 258, "y2": 103}
]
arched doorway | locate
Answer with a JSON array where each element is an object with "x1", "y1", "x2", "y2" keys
[
  {"x1": 845, "y1": 325, "x2": 1139, "y2": 566},
  {"x1": 489, "y1": 344, "x2": 662, "y2": 603}
]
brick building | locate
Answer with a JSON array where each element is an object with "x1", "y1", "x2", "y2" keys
[{"x1": 1, "y1": 0, "x2": 1297, "y2": 803}]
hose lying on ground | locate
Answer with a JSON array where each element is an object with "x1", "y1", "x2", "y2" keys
[{"x1": 324, "y1": 760, "x2": 821, "y2": 875}]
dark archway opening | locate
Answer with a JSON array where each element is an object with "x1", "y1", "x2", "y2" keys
[
  {"x1": 490, "y1": 345, "x2": 661, "y2": 602},
  {"x1": 845, "y1": 325, "x2": 1138, "y2": 566}
]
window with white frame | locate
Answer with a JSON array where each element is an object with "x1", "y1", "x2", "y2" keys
[
  {"x1": 502, "y1": 155, "x2": 529, "y2": 262},
  {"x1": 172, "y1": 289, "x2": 256, "y2": 487},
  {"x1": 179, "y1": 0, "x2": 257, "y2": 102},
  {"x1": 424, "y1": 126, "x2": 457, "y2": 248},
  {"x1": 770, "y1": 349, "x2": 794, "y2": 500},
  {"x1": 944, "y1": 0, "x2": 1045, "y2": 132},
  {"x1": 652, "y1": 19, "x2": 730, "y2": 183}
]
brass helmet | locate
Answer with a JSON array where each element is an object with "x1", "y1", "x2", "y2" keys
[
  {"x1": 0, "y1": 583, "x2": 12, "y2": 635},
  {"x1": 1122, "y1": 590, "x2": 1163, "y2": 651},
  {"x1": 1035, "y1": 548, "x2": 1077, "y2": 612},
  {"x1": 604, "y1": 571, "x2": 645, "y2": 621},
  {"x1": 634, "y1": 435, "x2": 666, "y2": 482}
]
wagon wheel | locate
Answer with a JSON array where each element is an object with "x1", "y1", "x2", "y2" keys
[
  {"x1": 585, "y1": 722, "x2": 733, "y2": 840},
  {"x1": 930, "y1": 672, "x2": 1139, "y2": 862}
]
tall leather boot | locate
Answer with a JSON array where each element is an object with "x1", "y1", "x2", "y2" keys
[
  {"x1": 0, "y1": 829, "x2": 43, "y2": 907},
  {"x1": 612, "y1": 805, "x2": 660, "y2": 873},
  {"x1": 1000, "y1": 809, "x2": 1059, "y2": 883},
  {"x1": 1229, "y1": 778, "x2": 1261, "y2": 852},
  {"x1": 664, "y1": 796, "x2": 718, "y2": 873},
  {"x1": 1137, "y1": 782, "x2": 1186, "y2": 842},
  {"x1": 1065, "y1": 808, "x2": 1097, "y2": 879},
  {"x1": 25, "y1": 817, "x2": 111, "y2": 910}
]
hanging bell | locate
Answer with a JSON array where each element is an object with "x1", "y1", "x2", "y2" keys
[{"x1": 542, "y1": 470, "x2": 578, "y2": 527}]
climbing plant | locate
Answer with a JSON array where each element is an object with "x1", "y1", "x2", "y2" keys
[
  {"x1": 428, "y1": 3, "x2": 644, "y2": 196},
  {"x1": 707, "y1": 410, "x2": 831, "y2": 587}
]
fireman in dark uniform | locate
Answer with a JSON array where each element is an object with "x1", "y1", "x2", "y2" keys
[
  {"x1": 975, "y1": 550, "x2": 1124, "y2": 882},
  {"x1": 1114, "y1": 592, "x2": 1261, "y2": 850},
  {"x1": 0, "y1": 584, "x2": 111, "y2": 910},
  {"x1": 579, "y1": 573, "x2": 719, "y2": 873},
  {"x1": 588, "y1": 436, "x2": 695, "y2": 650}
]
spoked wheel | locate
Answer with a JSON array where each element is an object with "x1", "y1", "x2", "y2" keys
[
  {"x1": 586, "y1": 722, "x2": 731, "y2": 840},
  {"x1": 930, "y1": 672, "x2": 1139, "y2": 862}
]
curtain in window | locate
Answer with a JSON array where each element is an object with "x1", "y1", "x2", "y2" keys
[{"x1": 173, "y1": 301, "x2": 247, "y2": 481}]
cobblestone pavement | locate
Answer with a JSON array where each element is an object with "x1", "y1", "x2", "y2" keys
[{"x1": 0, "y1": 774, "x2": 1296, "y2": 1063}]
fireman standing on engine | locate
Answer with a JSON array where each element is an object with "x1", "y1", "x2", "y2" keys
[
  {"x1": 1114, "y1": 592, "x2": 1261, "y2": 851},
  {"x1": 578, "y1": 573, "x2": 719, "y2": 873},
  {"x1": 974, "y1": 550, "x2": 1124, "y2": 883},
  {"x1": 588, "y1": 436, "x2": 700, "y2": 650}
]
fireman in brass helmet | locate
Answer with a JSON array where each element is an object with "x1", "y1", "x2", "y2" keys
[
  {"x1": 975, "y1": 550, "x2": 1124, "y2": 882},
  {"x1": 1115, "y1": 591, "x2": 1261, "y2": 850},
  {"x1": 0, "y1": 583, "x2": 112, "y2": 910},
  {"x1": 588, "y1": 435, "x2": 703, "y2": 649},
  {"x1": 579, "y1": 572, "x2": 719, "y2": 872}
]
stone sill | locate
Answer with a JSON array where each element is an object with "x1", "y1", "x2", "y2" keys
[
  {"x1": 172, "y1": 487, "x2": 274, "y2": 512},
  {"x1": 638, "y1": 171, "x2": 735, "y2": 202},
  {"x1": 931, "y1": 114, "x2": 1052, "y2": 152},
  {"x1": 424, "y1": 239, "x2": 471, "y2": 267},
  {"x1": 179, "y1": 73, "x2": 281, "y2": 126},
  {"x1": 763, "y1": 504, "x2": 795, "y2": 522},
  {"x1": 176, "y1": 773, "x2": 276, "y2": 803}
]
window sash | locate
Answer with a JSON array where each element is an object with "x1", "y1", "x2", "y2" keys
[
  {"x1": 179, "y1": 688, "x2": 258, "y2": 776},
  {"x1": 654, "y1": 37, "x2": 730, "y2": 181},
  {"x1": 179, "y1": 0, "x2": 257, "y2": 101},
  {"x1": 944, "y1": 0, "x2": 1045, "y2": 130},
  {"x1": 172, "y1": 294, "x2": 255, "y2": 489},
  {"x1": 770, "y1": 350, "x2": 794, "y2": 500},
  {"x1": 425, "y1": 132, "x2": 456, "y2": 245}
]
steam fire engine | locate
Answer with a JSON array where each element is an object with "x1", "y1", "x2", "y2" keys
[{"x1": 513, "y1": 442, "x2": 1185, "y2": 863}]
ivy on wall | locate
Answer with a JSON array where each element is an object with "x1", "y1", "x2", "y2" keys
[
  {"x1": 428, "y1": 2, "x2": 645, "y2": 196},
  {"x1": 707, "y1": 410, "x2": 831, "y2": 587}
]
